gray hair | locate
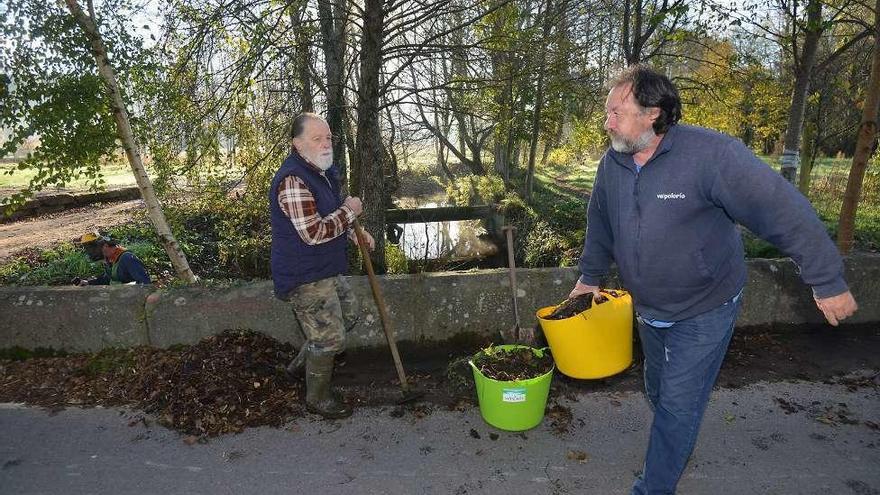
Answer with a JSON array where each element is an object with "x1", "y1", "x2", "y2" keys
[{"x1": 290, "y1": 112, "x2": 325, "y2": 139}]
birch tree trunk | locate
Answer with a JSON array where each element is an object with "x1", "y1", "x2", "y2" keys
[
  {"x1": 64, "y1": 0, "x2": 197, "y2": 283},
  {"x1": 837, "y1": 0, "x2": 880, "y2": 254}
]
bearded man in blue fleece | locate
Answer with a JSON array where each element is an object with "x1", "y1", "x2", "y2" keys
[{"x1": 570, "y1": 65, "x2": 857, "y2": 495}]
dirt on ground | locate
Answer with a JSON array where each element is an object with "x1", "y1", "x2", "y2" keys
[
  {"x1": 0, "y1": 200, "x2": 145, "y2": 259},
  {"x1": 1, "y1": 324, "x2": 877, "y2": 440}
]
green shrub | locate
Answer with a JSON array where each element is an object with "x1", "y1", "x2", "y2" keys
[
  {"x1": 445, "y1": 172, "x2": 506, "y2": 206},
  {"x1": 82, "y1": 348, "x2": 135, "y2": 377},
  {"x1": 385, "y1": 243, "x2": 408, "y2": 274},
  {"x1": 0, "y1": 346, "x2": 68, "y2": 361},
  {"x1": 0, "y1": 243, "x2": 101, "y2": 285},
  {"x1": 741, "y1": 231, "x2": 784, "y2": 258}
]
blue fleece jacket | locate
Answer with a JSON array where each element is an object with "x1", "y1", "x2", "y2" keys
[{"x1": 578, "y1": 124, "x2": 848, "y2": 322}]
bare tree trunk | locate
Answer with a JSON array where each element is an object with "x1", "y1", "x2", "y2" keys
[
  {"x1": 798, "y1": 121, "x2": 816, "y2": 194},
  {"x1": 503, "y1": 80, "x2": 516, "y2": 180},
  {"x1": 318, "y1": 0, "x2": 349, "y2": 184},
  {"x1": 65, "y1": 0, "x2": 197, "y2": 283},
  {"x1": 838, "y1": 0, "x2": 880, "y2": 254},
  {"x1": 780, "y1": 0, "x2": 823, "y2": 184},
  {"x1": 493, "y1": 73, "x2": 513, "y2": 182},
  {"x1": 355, "y1": 0, "x2": 387, "y2": 271},
  {"x1": 291, "y1": 5, "x2": 313, "y2": 112},
  {"x1": 432, "y1": 88, "x2": 454, "y2": 180},
  {"x1": 622, "y1": 0, "x2": 632, "y2": 62},
  {"x1": 417, "y1": 100, "x2": 481, "y2": 176},
  {"x1": 344, "y1": 110, "x2": 359, "y2": 194},
  {"x1": 525, "y1": 0, "x2": 553, "y2": 202}
]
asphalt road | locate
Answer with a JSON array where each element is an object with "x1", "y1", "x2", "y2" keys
[{"x1": 2, "y1": 375, "x2": 878, "y2": 495}]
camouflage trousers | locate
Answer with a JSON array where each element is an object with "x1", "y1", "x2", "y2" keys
[{"x1": 289, "y1": 275, "x2": 359, "y2": 356}]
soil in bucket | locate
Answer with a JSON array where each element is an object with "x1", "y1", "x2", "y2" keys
[
  {"x1": 471, "y1": 346, "x2": 554, "y2": 381},
  {"x1": 469, "y1": 345, "x2": 555, "y2": 431},
  {"x1": 536, "y1": 290, "x2": 633, "y2": 379},
  {"x1": 544, "y1": 290, "x2": 623, "y2": 320}
]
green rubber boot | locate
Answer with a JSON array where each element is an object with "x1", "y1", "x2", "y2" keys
[
  {"x1": 305, "y1": 352, "x2": 352, "y2": 419},
  {"x1": 285, "y1": 345, "x2": 308, "y2": 378}
]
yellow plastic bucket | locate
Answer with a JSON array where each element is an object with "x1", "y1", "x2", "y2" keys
[{"x1": 536, "y1": 291, "x2": 634, "y2": 379}]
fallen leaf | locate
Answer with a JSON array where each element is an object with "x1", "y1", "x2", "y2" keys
[{"x1": 567, "y1": 450, "x2": 589, "y2": 463}]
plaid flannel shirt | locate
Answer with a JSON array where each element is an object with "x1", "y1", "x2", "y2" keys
[{"x1": 277, "y1": 159, "x2": 356, "y2": 245}]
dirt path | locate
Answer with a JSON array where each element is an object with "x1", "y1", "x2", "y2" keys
[
  {"x1": 0, "y1": 200, "x2": 145, "y2": 259},
  {"x1": 551, "y1": 174, "x2": 592, "y2": 198}
]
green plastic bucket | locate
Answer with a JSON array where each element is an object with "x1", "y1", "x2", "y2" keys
[{"x1": 469, "y1": 345, "x2": 554, "y2": 431}]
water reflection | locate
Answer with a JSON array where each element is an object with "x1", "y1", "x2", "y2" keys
[{"x1": 395, "y1": 203, "x2": 498, "y2": 261}]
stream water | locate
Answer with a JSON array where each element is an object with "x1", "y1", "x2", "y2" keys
[{"x1": 394, "y1": 202, "x2": 499, "y2": 262}]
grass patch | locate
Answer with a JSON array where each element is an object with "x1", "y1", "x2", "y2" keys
[
  {"x1": 0, "y1": 160, "x2": 136, "y2": 192},
  {"x1": 0, "y1": 243, "x2": 102, "y2": 285},
  {"x1": 82, "y1": 348, "x2": 136, "y2": 377},
  {"x1": 809, "y1": 168, "x2": 880, "y2": 252},
  {"x1": 539, "y1": 156, "x2": 599, "y2": 194},
  {"x1": 0, "y1": 346, "x2": 68, "y2": 361}
]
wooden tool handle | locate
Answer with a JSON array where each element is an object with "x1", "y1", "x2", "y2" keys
[
  {"x1": 353, "y1": 220, "x2": 409, "y2": 391},
  {"x1": 503, "y1": 226, "x2": 521, "y2": 328}
]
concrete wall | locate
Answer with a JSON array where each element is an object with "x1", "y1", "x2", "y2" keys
[{"x1": 1, "y1": 254, "x2": 878, "y2": 352}]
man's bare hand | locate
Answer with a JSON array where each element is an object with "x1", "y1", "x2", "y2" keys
[
  {"x1": 569, "y1": 280, "x2": 601, "y2": 300},
  {"x1": 814, "y1": 290, "x2": 857, "y2": 327},
  {"x1": 343, "y1": 196, "x2": 363, "y2": 216},
  {"x1": 353, "y1": 229, "x2": 376, "y2": 251}
]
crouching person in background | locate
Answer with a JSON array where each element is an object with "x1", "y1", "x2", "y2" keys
[{"x1": 76, "y1": 232, "x2": 151, "y2": 286}]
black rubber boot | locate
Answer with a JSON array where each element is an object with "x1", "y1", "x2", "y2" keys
[{"x1": 305, "y1": 352, "x2": 352, "y2": 419}]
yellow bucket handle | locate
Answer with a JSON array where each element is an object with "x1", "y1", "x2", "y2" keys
[{"x1": 577, "y1": 289, "x2": 627, "y2": 321}]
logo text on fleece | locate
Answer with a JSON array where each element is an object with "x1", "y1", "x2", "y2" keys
[{"x1": 656, "y1": 192, "x2": 686, "y2": 200}]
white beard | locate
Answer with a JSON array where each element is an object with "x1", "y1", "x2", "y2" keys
[
  {"x1": 610, "y1": 128, "x2": 655, "y2": 155},
  {"x1": 303, "y1": 150, "x2": 333, "y2": 170},
  {"x1": 314, "y1": 152, "x2": 333, "y2": 170}
]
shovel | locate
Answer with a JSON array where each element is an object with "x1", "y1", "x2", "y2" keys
[
  {"x1": 353, "y1": 219, "x2": 424, "y2": 404},
  {"x1": 501, "y1": 226, "x2": 536, "y2": 345}
]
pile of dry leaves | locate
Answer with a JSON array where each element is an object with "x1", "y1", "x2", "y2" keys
[{"x1": 0, "y1": 330, "x2": 302, "y2": 436}]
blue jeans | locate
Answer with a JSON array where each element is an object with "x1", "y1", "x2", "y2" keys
[{"x1": 631, "y1": 292, "x2": 742, "y2": 495}]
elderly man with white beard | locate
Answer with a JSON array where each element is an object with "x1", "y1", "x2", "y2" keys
[{"x1": 269, "y1": 112, "x2": 375, "y2": 419}]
